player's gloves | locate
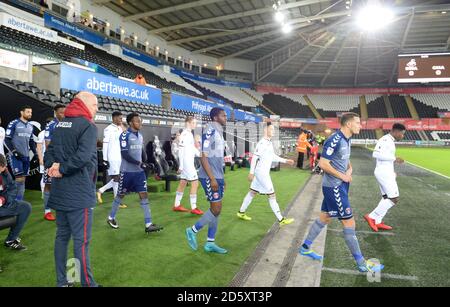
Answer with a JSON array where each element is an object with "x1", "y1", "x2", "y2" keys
[
  {"x1": 102, "y1": 160, "x2": 110, "y2": 169},
  {"x1": 140, "y1": 162, "x2": 151, "y2": 172}
]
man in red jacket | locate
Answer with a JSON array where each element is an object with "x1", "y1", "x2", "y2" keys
[{"x1": 45, "y1": 91, "x2": 100, "y2": 287}]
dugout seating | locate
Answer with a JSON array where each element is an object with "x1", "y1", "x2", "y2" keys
[{"x1": 148, "y1": 136, "x2": 180, "y2": 192}]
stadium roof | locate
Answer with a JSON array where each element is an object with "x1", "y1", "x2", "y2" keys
[{"x1": 96, "y1": 0, "x2": 450, "y2": 87}]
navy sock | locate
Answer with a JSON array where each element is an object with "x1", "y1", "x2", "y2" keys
[{"x1": 16, "y1": 181, "x2": 25, "y2": 201}]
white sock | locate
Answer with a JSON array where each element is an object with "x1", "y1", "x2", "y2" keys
[
  {"x1": 112, "y1": 181, "x2": 119, "y2": 197},
  {"x1": 146, "y1": 222, "x2": 152, "y2": 228},
  {"x1": 40, "y1": 178, "x2": 45, "y2": 198},
  {"x1": 45, "y1": 209, "x2": 51, "y2": 214},
  {"x1": 269, "y1": 196, "x2": 283, "y2": 222},
  {"x1": 240, "y1": 192, "x2": 254, "y2": 213},
  {"x1": 174, "y1": 191, "x2": 183, "y2": 207},
  {"x1": 369, "y1": 199, "x2": 394, "y2": 224},
  {"x1": 99, "y1": 180, "x2": 114, "y2": 194},
  {"x1": 190, "y1": 194, "x2": 197, "y2": 210}
]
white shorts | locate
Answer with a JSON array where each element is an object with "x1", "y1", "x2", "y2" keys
[
  {"x1": 108, "y1": 160, "x2": 121, "y2": 176},
  {"x1": 374, "y1": 168, "x2": 399, "y2": 199},
  {"x1": 180, "y1": 164, "x2": 198, "y2": 181},
  {"x1": 250, "y1": 173, "x2": 275, "y2": 195}
]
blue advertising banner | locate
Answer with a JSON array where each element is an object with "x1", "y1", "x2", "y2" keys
[
  {"x1": 171, "y1": 93, "x2": 232, "y2": 118},
  {"x1": 71, "y1": 58, "x2": 115, "y2": 77},
  {"x1": 170, "y1": 67, "x2": 252, "y2": 89},
  {"x1": 60, "y1": 64, "x2": 162, "y2": 105},
  {"x1": 234, "y1": 109, "x2": 262, "y2": 123},
  {"x1": 44, "y1": 13, "x2": 106, "y2": 46},
  {"x1": 122, "y1": 46, "x2": 161, "y2": 67}
]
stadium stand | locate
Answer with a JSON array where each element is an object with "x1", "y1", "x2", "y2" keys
[
  {"x1": 0, "y1": 77, "x2": 212, "y2": 121},
  {"x1": 366, "y1": 95, "x2": 389, "y2": 118},
  {"x1": 383, "y1": 129, "x2": 422, "y2": 141},
  {"x1": 410, "y1": 94, "x2": 450, "y2": 111},
  {"x1": 261, "y1": 93, "x2": 315, "y2": 118},
  {"x1": 0, "y1": 26, "x2": 202, "y2": 98},
  {"x1": 410, "y1": 94, "x2": 450, "y2": 118},
  {"x1": 193, "y1": 81, "x2": 257, "y2": 108},
  {"x1": 425, "y1": 130, "x2": 450, "y2": 141},
  {"x1": 351, "y1": 129, "x2": 377, "y2": 140},
  {"x1": 389, "y1": 95, "x2": 411, "y2": 118},
  {"x1": 181, "y1": 78, "x2": 249, "y2": 110},
  {"x1": 307, "y1": 95, "x2": 361, "y2": 118}
]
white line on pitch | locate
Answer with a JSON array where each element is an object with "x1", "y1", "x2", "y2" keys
[
  {"x1": 327, "y1": 228, "x2": 395, "y2": 236},
  {"x1": 406, "y1": 161, "x2": 450, "y2": 180},
  {"x1": 322, "y1": 267, "x2": 419, "y2": 281}
]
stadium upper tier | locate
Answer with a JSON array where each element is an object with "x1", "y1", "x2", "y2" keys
[
  {"x1": 0, "y1": 26, "x2": 202, "y2": 98},
  {"x1": 262, "y1": 93, "x2": 315, "y2": 118},
  {"x1": 194, "y1": 81, "x2": 257, "y2": 108}
]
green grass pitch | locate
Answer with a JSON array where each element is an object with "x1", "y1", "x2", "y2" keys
[
  {"x1": 0, "y1": 167, "x2": 309, "y2": 286},
  {"x1": 395, "y1": 147, "x2": 450, "y2": 177}
]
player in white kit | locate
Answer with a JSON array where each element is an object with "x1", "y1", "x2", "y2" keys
[
  {"x1": 97, "y1": 112, "x2": 127, "y2": 208},
  {"x1": 365, "y1": 123, "x2": 406, "y2": 232},
  {"x1": 237, "y1": 122, "x2": 295, "y2": 226},
  {"x1": 172, "y1": 116, "x2": 203, "y2": 215}
]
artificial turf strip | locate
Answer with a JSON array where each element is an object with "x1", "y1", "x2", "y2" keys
[{"x1": 0, "y1": 167, "x2": 309, "y2": 286}]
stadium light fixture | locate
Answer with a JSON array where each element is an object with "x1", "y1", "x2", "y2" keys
[
  {"x1": 274, "y1": 11, "x2": 285, "y2": 23},
  {"x1": 356, "y1": 5, "x2": 394, "y2": 32},
  {"x1": 281, "y1": 23, "x2": 292, "y2": 34}
]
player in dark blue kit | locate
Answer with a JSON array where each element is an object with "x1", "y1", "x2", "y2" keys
[
  {"x1": 299, "y1": 113, "x2": 384, "y2": 273},
  {"x1": 4, "y1": 106, "x2": 36, "y2": 201},
  {"x1": 107, "y1": 112, "x2": 163, "y2": 233},
  {"x1": 185, "y1": 107, "x2": 228, "y2": 254}
]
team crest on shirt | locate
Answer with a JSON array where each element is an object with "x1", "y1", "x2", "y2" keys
[
  {"x1": 213, "y1": 192, "x2": 219, "y2": 199},
  {"x1": 203, "y1": 140, "x2": 210, "y2": 148},
  {"x1": 327, "y1": 147, "x2": 334, "y2": 156},
  {"x1": 345, "y1": 208, "x2": 352, "y2": 215},
  {"x1": 121, "y1": 141, "x2": 127, "y2": 147}
]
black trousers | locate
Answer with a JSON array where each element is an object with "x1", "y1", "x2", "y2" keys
[{"x1": 297, "y1": 152, "x2": 305, "y2": 169}]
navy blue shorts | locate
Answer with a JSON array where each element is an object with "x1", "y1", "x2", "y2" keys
[
  {"x1": 118, "y1": 171, "x2": 147, "y2": 194},
  {"x1": 8, "y1": 155, "x2": 30, "y2": 177},
  {"x1": 321, "y1": 182, "x2": 353, "y2": 220},
  {"x1": 43, "y1": 169, "x2": 52, "y2": 185},
  {"x1": 200, "y1": 178, "x2": 225, "y2": 203}
]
